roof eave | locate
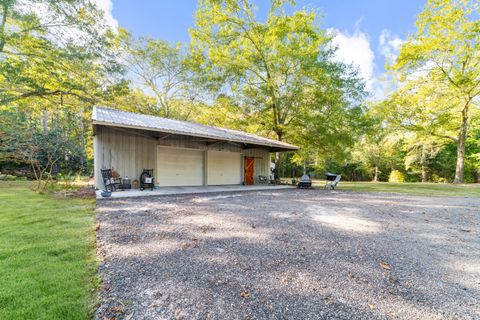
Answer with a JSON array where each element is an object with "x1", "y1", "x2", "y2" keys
[{"x1": 92, "y1": 120, "x2": 299, "y2": 151}]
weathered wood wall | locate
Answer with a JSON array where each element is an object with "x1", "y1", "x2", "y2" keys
[
  {"x1": 94, "y1": 126, "x2": 156, "y2": 188},
  {"x1": 94, "y1": 125, "x2": 271, "y2": 188}
]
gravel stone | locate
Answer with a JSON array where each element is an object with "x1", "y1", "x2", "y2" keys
[{"x1": 95, "y1": 189, "x2": 480, "y2": 320}]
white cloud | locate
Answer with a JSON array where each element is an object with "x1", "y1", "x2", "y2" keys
[
  {"x1": 90, "y1": 0, "x2": 118, "y2": 29},
  {"x1": 330, "y1": 28, "x2": 375, "y2": 92},
  {"x1": 329, "y1": 27, "x2": 405, "y2": 100},
  {"x1": 373, "y1": 29, "x2": 405, "y2": 99},
  {"x1": 379, "y1": 29, "x2": 403, "y2": 60}
]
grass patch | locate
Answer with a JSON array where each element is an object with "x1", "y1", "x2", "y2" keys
[
  {"x1": 0, "y1": 181, "x2": 97, "y2": 319},
  {"x1": 314, "y1": 181, "x2": 480, "y2": 197}
]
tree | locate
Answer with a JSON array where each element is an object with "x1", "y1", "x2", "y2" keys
[
  {"x1": 0, "y1": 0, "x2": 126, "y2": 170},
  {"x1": 378, "y1": 83, "x2": 451, "y2": 182},
  {"x1": 350, "y1": 112, "x2": 400, "y2": 182},
  {"x1": 0, "y1": 108, "x2": 83, "y2": 191},
  {"x1": 403, "y1": 135, "x2": 438, "y2": 182},
  {"x1": 391, "y1": 0, "x2": 480, "y2": 183},
  {"x1": 118, "y1": 30, "x2": 203, "y2": 119},
  {"x1": 193, "y1": 95, "x2": 259, "y2": 132},
  {"x1": 466, "y1": 119, "x2": 480, "y2": 182},
  {"x1": 0, "y1": 0, "x2": 119, "y2": 104},
  {"x1": 190, "y1": 0, "x2": 366, "y2": 176}
]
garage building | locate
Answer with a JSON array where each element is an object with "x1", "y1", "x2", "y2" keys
[{"x1": 92, "y1": 106, "x2": 298, "y2": 189}]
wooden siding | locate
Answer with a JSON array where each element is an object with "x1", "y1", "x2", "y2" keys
[
  {"x1": 94, "y1": 126, "x2": 155, "y2": 188},
  {"x1": 94, "y1": 126, "x2": 271, "y2": 188},
  {"x1": 243, "y1": 148, "x2": 270, "y2": 180}
]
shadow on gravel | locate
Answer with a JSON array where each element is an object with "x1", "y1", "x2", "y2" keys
[{"x1": 96, "y1": 189, "x2": 480, "y2": 320}]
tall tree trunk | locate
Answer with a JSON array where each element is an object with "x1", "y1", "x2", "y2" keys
[
  {"x1": 43, "y1": 107, "x2": 48, "y2": 134},
  {"x1": 373, "y1": 162, "x2": 379, "y2": 182},
  {"x1": 79, "y1": 110, "x2": 85, "y2": 170},
  {"x1": 274, "y1": 130, "x2": 283, "y2": 180},
  {"x1": 270, "y1": 96, "x2": 284, "y2": 180},
  {"x1": 454, "y1": 102, "x2": 469, "y2": 183},
  {"x1": 0, "y1": 1, "x2": 10, "y2": 53},
  {"x1": 421, "y1": 146, "x2": 427, "y2": 183},
  {"x1": 275, "y1": 134, "x2": 282, "y2": 180},
  {"x1": 274, "y1": 152, "x2": 280, "y2": 179}
]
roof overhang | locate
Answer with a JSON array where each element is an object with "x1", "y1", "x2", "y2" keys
[{"x1": 92, "y1": 121, "x2": 299, "y2": 152}]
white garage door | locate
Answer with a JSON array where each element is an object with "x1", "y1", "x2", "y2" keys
[
  {"x1": 156, "y1": 147, "x2": 204, "y2": 186},
  {"x1": 207, "y1": 151, "x2": 242, "y2": 185}
]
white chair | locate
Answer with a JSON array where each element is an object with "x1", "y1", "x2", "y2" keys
[{"x1": 324, "y1": 174, "x2": 341, "y2": 190}]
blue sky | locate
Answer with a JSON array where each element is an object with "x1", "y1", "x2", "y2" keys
[{"x1": 97, "y1": 0, "x2": 428, "y2": 96}]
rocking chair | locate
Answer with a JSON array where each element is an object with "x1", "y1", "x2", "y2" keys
[{"x1": 101, "y1": 169, "x2": 122, "y2": 192}]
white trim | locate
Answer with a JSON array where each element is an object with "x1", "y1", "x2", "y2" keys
[{"x1": 156, "y1": 144, "x2": 205, "y2": 151}]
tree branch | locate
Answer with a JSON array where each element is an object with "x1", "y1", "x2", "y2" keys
[{"x1": 0, "y1": 90, "x2": 89, "y2": 104}]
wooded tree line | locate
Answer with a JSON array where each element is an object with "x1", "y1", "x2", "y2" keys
[{"x1": 0, "y1": 0, "x2": 478, "y2": 189}]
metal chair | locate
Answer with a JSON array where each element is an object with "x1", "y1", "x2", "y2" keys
[
  {"x1": 324, "y1": 173, "x2": 341, "y2": 190},
  {"x1": 257, "y1": 175, "x2": 269, "y2": 184},
  {"x1": 140, "y1": 169, "x2": 154, "y2": 191}
]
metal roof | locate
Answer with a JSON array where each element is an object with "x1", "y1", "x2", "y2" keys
[{"x1": 92, "y1": 106, "x2": 299, "y2": 151}]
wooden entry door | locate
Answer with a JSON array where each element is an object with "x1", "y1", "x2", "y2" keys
[{"x1": 244, "y1": 156, "x2": 254, "y2": 185}]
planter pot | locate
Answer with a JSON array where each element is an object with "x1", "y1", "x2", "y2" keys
[{"x1": 101, "y1": 191, "x2": 112, "y2": 198}]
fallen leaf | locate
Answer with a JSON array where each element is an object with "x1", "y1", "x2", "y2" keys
[
  {"x1": 240, "y1": 290, "x2": 250, "y2": 298},
  {"x1": 111, "y1": 307, "x2": 125, "y2": 314},
  {"x1": 380, "y1": 261, "x2": 391, "y2": 270},
  {"x1": 368, "y1": 303, "x2": 376, "y2": 310},
  {"x1": 175, "y1": 309, "x2": 185, "y2": 319},
  {"x1": 388, "y1": 275, "x2": 399, "y2": 284}
]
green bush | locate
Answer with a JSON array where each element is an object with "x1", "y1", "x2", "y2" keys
[
  {"x1": 0, "y1": 174, "x2": 20, "y2": 181},
  {"x1": 389, "y1": 170, "x2": 405, "y2": 183},
  {"x1": 431, "y1": 174, "x2": 449, "y2": 183}
]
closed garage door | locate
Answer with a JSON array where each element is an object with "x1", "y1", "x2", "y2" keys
[
  {"x1": 207, "y1": 151, "x2": 242, "y2": 185},
  {"x1": 156, "y1": 147, "x2": 204, "y2": 186}
]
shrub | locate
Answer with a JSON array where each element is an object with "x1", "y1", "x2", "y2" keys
[
  {"x1": 2, "y1": 128, "x2": 84, "y2": 191},
  {"x1": 389, "y1": 170, "x2": 405, "y2": 183},
  {"x1": 431, "y1": 174, "x2": 448, "y2": 183},
  {"x1": 0, "y1": 174, "x2": 27, "y2": 181}
]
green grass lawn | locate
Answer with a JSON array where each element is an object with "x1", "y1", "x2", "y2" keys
[
  {"x1": 0, "y1": 182, "x2": 97, "y2": 319},
  {"x1": 314, "y1": 180, "x2": 480, "y2": 197}
]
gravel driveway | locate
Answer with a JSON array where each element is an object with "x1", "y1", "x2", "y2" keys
[{"x1": 95, "y1": 190, "x2": 480, "y2": 320}]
